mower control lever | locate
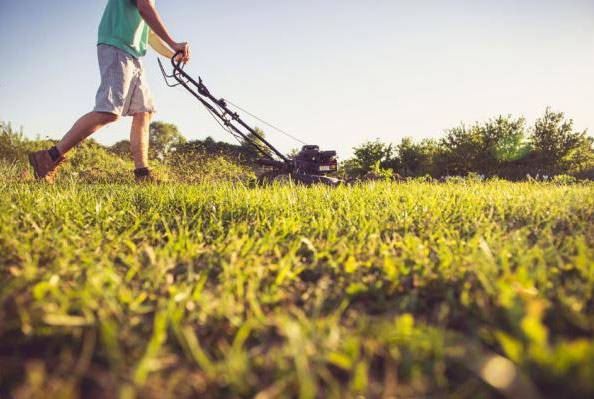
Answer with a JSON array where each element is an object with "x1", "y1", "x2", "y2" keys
[{"x1": 158, "y1": 52, "x2": 289, "y2": 162}]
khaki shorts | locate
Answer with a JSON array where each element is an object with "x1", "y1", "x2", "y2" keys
[{"x1": 93, "y1": 44, "x2": 156, "y2": 116}]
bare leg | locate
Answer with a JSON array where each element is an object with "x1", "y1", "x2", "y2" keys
[
  {"x1": 130, "y1": 112, "x2": 153, "y2": 169},
  {"x1": 56, "y1": 111, "x2": 119, "y2": 154}
]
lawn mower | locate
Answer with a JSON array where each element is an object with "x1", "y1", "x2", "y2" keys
[{"x1": 158, "y1": 53, "x2": 341, "y2": 186}]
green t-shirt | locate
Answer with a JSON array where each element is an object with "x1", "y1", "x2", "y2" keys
[{"x1": 97, "y1": 0, "x2": 154, "y2": 58}]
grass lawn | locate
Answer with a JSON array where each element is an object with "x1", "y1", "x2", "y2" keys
[{"x1": 1, "y1": 178, "x2": 593, "y2": 399}]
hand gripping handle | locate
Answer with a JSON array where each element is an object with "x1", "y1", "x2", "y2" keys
[{"x1": 171, "y1": 50, "x2": 186, "y2": 70}]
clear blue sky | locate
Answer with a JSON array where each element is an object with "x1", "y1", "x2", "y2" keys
[{"x1": 0, "y1": 0, "x2": 593, "y2": 159}]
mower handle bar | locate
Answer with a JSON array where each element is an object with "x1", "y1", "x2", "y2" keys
[{"x1": 157, "y1": 52, "x2": 290, "y2": 163}]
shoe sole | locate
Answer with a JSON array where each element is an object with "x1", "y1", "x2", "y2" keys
[{"x1": 28, "y1": 153, "x2": 41, "y2": 179}]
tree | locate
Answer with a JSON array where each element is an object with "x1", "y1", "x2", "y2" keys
[
  {"x1": 529, "y1": 108, "x2": 587, "y2": 173},
  {"x1": 397, "y1": 137, "x2": 441, "y2": 177},
  {"x1": 560, "y1": 136, "x2": 594, "y2": 174},
  {"x1": 343, "y1": 139, "x2": 395, "y2": 177},
  {"x1": 149, "y1": 121, "x2": 186, "y2": 160},
  {"x1": 437, "y1": 115, "x2": 529, "y2": 177},
  {"x1": 487, "y1": 116, "x2": 529, "y2": 164},
  {"x1": 439, "y1": 124, "x2": 482, "y2": 175}
]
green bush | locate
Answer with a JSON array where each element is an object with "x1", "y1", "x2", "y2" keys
[
  {"x1": 2, "y1": 109, "x2": 593, "y2": 183},
  {"x1": 165, "y1": 152, "x2": 256, "y2": 184},
  {"x1": 0, "y1": 120, "x2": 253, "y2": 184},
  {"x1": 0, "y1": 121, "x2": 49, "y2": 163}
]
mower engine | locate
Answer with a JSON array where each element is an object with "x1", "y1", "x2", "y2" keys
[{"x1": 294, "y1": 145, "x2": 338, "y2": 175}]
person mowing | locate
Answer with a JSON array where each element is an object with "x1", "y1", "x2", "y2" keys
[{"x1": 28, "y1": 0, "x2": 190, "y2": 183}]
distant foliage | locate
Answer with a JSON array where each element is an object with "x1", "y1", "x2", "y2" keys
[
  {"x1": 0, "y1": 121, "x2": 34, "y2": 163},
  {"x1": 60, "y1": 139, "x2": 135, "y2": 183},
  {"x1": 530, "y1": 108, "x2": 591, "y2": 174},
  {"x1": 165, "y1": 152, "x2": 255, "y2": 184},
  {"x1": 175, "y1": 136, "x2": 257, "y2": 165},
  {"x1": 241, "y1": 127, "x2": 272, "y2": 157},
  {"x1": 341, "y1": 139, "x2": 394, "y2": 177},
  {"x1": 0, "y1": 120, "x2": 251, "y2": 183},
  {"x1": 436, "y1": 115, "x2": 530, "y2": 178},
  {"x1": 149, "y1": 121, "x2": 187, "y2": 161},
  {"x1": 1, "y1": 107, "x2": 593, "y2": 182},
  {"x1": 0, "y1": 122, "x2": 21, "y2": 161},
  {"x1": 108, "y1": 139, "x2": 131, "y2": 157},
  {"x1": 344, "y1": 109, "x2": 594, "y2": 180},
  {"x1": 396, "y1": 137, "x2": 440, "y2": 177}
]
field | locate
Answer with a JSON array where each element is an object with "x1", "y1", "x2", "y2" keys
[{"x1": 1, "y1": 172, "x2": 594, "y2": 399}]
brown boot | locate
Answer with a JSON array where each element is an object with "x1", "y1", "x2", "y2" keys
[{"x1": 28, "y1": 150, "x2": 66, "y2": 183}]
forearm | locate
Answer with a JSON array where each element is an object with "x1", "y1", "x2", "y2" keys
[
  {"x1": 149, "y1": 31, "x2": 174, "y2": 58},
  {"x1": 137, "y1": 0, "x2": 176, "y2": 48}
]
